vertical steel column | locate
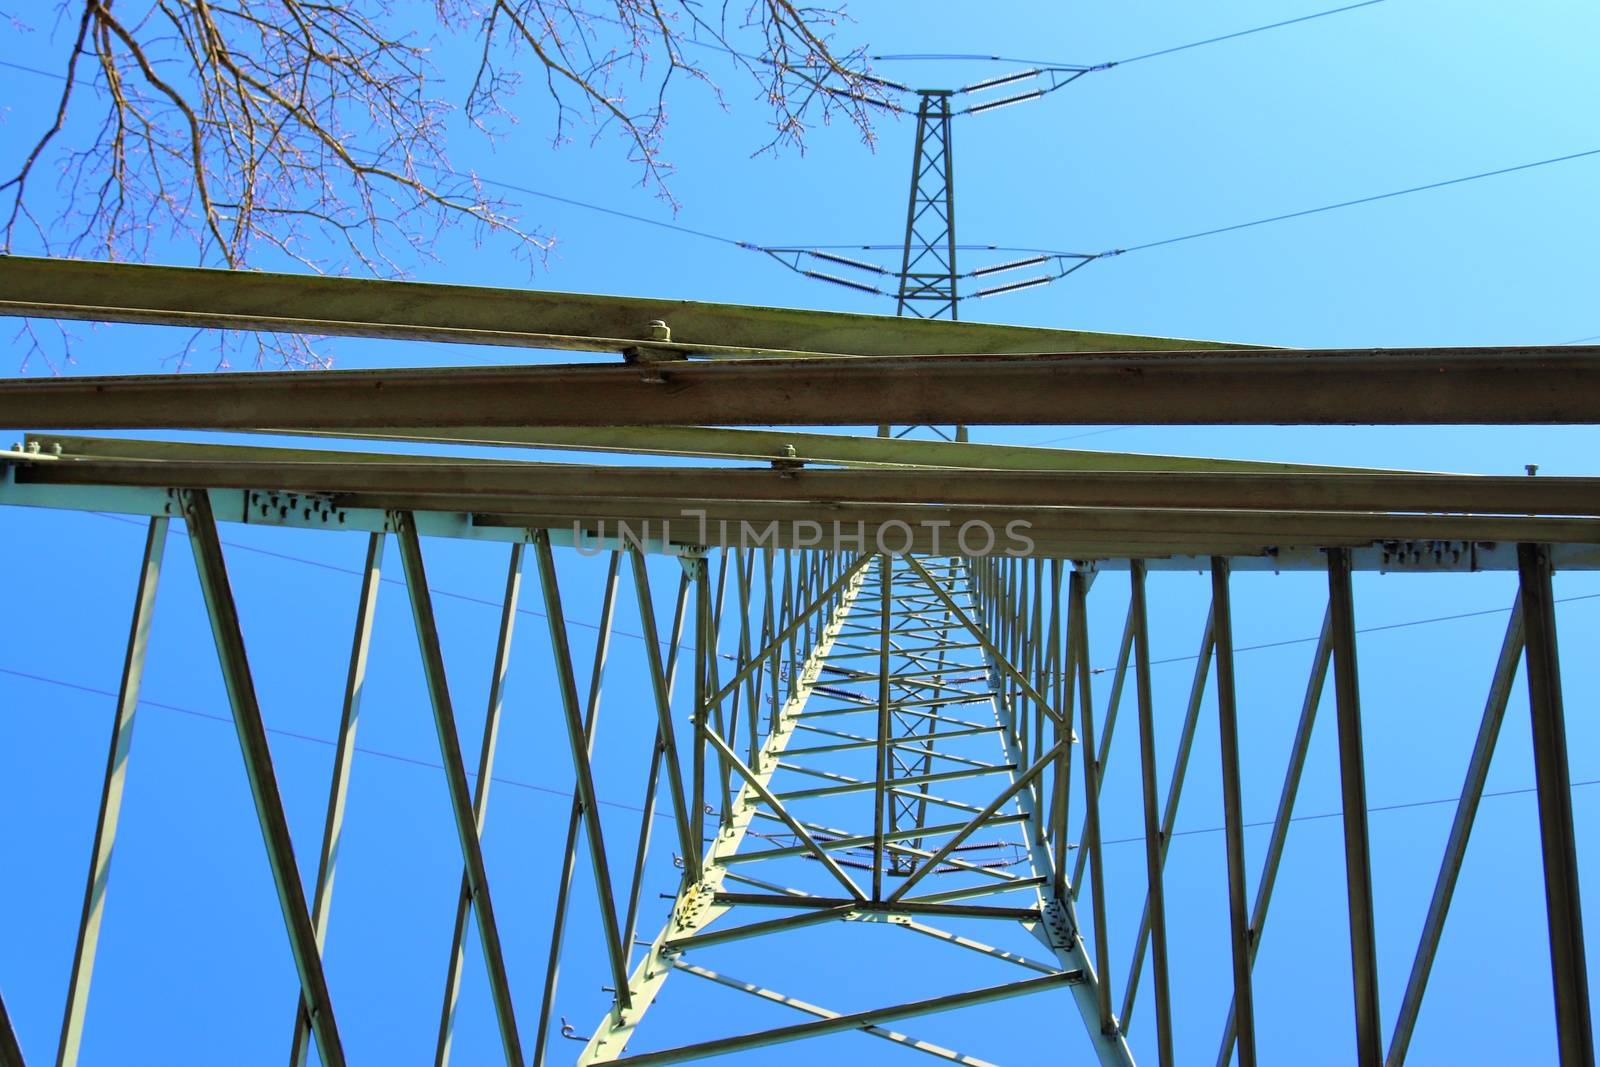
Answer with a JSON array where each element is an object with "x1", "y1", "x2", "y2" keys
[
  {"x1": 1070, "y1": 569, "x2": 1115, "y2": 1036},
  {"x1": 630, "y1": 559, "x2": 697, "y2": 878},
  {"x1": 707, "y1": 555, "x2": 735, "y2": 827},
  {"x1": 1126, "y1": 614, "x2": 1222, "y2": 1030},
  {"x1": 531, "y1": 550, "x2": 621, "y2": 1067},
  {"x1": 617, "y1": 568, "x2": 693, "y2": 1002},
  {"x1": 764, "y1": 547, "x2": 780, "y2": 735},
  {"x1": 1073, "y1": 606, "x2": 1134, "y2": 900},
  {"x1": 1123, "y1": 607, "x2": 1212, "y2": 1033},
  {"x1": 872, "y1": 554, "x2": 891, "y2": 900},
  {"x1": 394, "y1": 514, "x2": 523, "y2": 1065},
  {"x1": 1215, "y1": 609, "x2": 1333, "y2": 1067},
  {"x1": 1030, "y1": 557, "x2": 1045, "y2": 777},
  {"x1": 56, "y1": 517, "x2": 168, "y2": 1067},
  {"x1": 1129, "y1": 559, "x2": 1174, "y2": 1066},
  {"x1": 289, "y1": 531, "x2": 383, "y2": 1067},
  {"x1": 183, "y1": 491, "x2": 345, "y2": 1067},
  {"x1": 1011, "y1": 561, "x2": 1025, "y2": 718},
  {"x1": 1517, "y1": 543, "x2": 1595, "y2": 1067},
  {"x1": 437, "y1": 543, "x2": 526, "y2": 1066},
  {"x1": 692, "y1": 556, "x2": 710, "y2": 860},
  {"x1": 782, "y1": 550, "x2": 795, "y2": 704},
  {"x1": 798, "y1": 553, "x2": 813, "y2": 660},
  {"x1": 1327, "y1": 547, "x2": 1382, "y2": 1067},
  {"x1": 530, "y1": 531, "x2": 633, "y2": 1014},
  {"x1": 1210, "y1": 558, "x2": 1256, "y2": 1067},
  {"x1": 1, "y1": 988, "x2": 23, "y2": 1067},
  {"x1": 1048, "y1": 558, "x2": 1068, "y2": 887},
  {"x1": 1386, "y1": 598, "x2": 1525, "y2": 1066},
  {"x1": 735, "y1": 549, "x2": 759, "y2": 768}
]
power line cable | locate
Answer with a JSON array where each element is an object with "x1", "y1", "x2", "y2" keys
[
  {"x1": 0, "y1": 662, "x2": 653, "y2": 814},
  {"x1": 1098, "y1": 776, "x2": 1600, "y2": 850},
  {"x1": 8, "y1": 54, "x2": 1597, "y2": 308},
  {"x1": 767, "y1": 145, "x2": 1600, "y2": 303},
  {"x1": 1109, "y1": 0, "x2": 1388, "y2": 68},
  {"x1": 1107, "y1": 147, "x2": 1600, "y2": 256},
  {"x1": 1030, "y1": 426, "x2": 1136, "y2": 446},
  {"x1": 465, "y1": 172, "x2": 754, "y2": 249},
  {"x1": 0, "y1": 58, "x2": 64, "y2": 80},
  {"x1": 1093, "y1": 592, "x2": 1600, "y2": 676},
  {"x1": 870, "y1": 0, "x2": 1389, "y2": 69},
  {"x1": 4, "y1": 652, "x2": 1596, "y2": 840}
]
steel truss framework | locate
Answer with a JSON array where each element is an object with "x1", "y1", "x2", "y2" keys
[
  {"x1": 0, "y1": 257, "x2": 1596, "y2": 1067},
  {"x1": 895, "y1": 91, "x2": 959, "y2": 323}
]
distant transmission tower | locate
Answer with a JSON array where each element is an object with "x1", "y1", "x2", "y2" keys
[
  {"x1": 881, "y1": 90, "x2": 968, "y2": 444},
  {"x1": 895, "y1": 91, "x2": 959, "y2": 322}
]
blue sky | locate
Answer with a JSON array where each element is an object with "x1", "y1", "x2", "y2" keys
[{"x1": 2, "y1": 1, "x2": 1599, "y2": 1064}]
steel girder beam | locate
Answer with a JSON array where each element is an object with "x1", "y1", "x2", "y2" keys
[
  {"x1": 6, "y1": 263, "x2": 1595, "y2": 1067},
  {"x1": 0, "y1": 255, "x2": 1235, "y2": 359},
  {"x1": 4, "y1": 346, "x2": 1600, "y2": 428},
  {"x1": 6, "y1": 467, "x2": 1599, "y2": 570},
  {"x1": 27, "y1": 447, "x2": 1600, "y2": 519},
  {"x1": 274, "y1": 425, "x2": 1385, "y2": 474},
  {"x1": 23, "y1": 462, "x2": 1600, "y2": 550}
]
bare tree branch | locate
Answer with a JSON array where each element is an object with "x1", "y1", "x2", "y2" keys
[{"x1": 1, "y1": 1, "x2": 892, "y2": 368}]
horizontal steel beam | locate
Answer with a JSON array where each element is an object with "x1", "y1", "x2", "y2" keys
[
  {"x1": 0, "y1": 255, "x2": 1233, "y2": 359},
  {"x1": 4, "y1": 348, "x2": 1597, "y2": 429},
  {"x1": 22, "y1": 440, "x2": 1594, "y2": 515},
  {"x1": 7, "y1": 475, "x2": 1597, "y2": 570},
  {"x1": 672, "y1": 961, "x2": 1005, "y2": 1067},
  {"x1": 605, "y1": 974, "x2": 1076, "y2": 1066},
  {"x1": 291, "y1": 425, "x2": 1379, "y2": 473},
  {"x1": 710, "y1": 892, "x2": 1041, "y2": 922},
  {"x1": 14, "y1": 457, "x2": 1600, "y2": 546}
]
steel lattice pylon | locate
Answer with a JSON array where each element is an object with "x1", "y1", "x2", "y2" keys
[
  {"x1": 895, "y1": 91, "x2": 959, "y2": 322},
  {"x1": 882, "y1": 93, "x2": 969, "y2": 455},
  {"x1": 582, "y1": 554, "x2": 1126, "y2": 1065},
  {"x1": 0, "y1": 257, "x2": 1596, "y2": 1067}
]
